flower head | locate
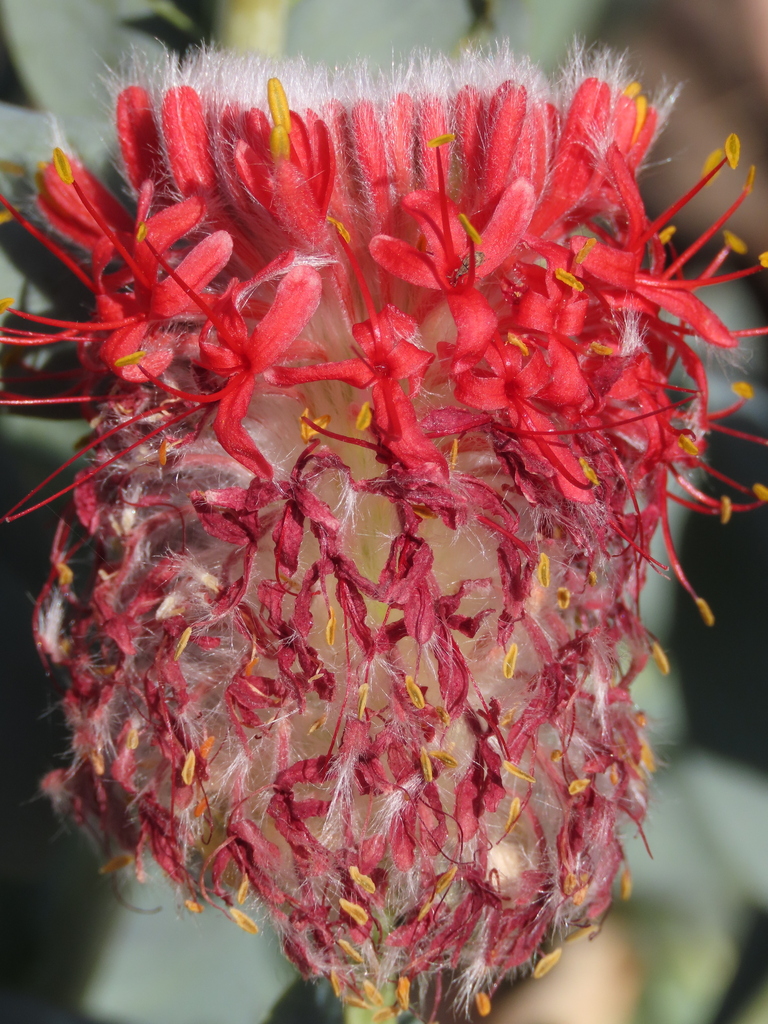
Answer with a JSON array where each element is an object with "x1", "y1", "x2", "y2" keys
[{"x1": 3, "y1": 46, "x2": 767, "y2": 1018}]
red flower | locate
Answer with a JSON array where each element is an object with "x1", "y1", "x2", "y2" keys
[{"x1": 3, "y1": 49, "x2": 767, "y2": 1019}]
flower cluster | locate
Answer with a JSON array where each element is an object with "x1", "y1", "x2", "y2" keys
[{"x1": 2, "y1": 47, "x2": 766, "y2": 1019}]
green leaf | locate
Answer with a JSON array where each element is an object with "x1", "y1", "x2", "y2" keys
[
  {"x1": 263, "y1": 977, "x2": 343, "y2": 1024},
  {"x1": 285, "y1": 0, "x2": 471, "y2": 65},
  {"x1": 0, "y1": 0, "x2": 164, "y2": 119}
]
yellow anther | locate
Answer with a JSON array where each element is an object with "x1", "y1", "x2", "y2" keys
[
  {"x1": 719, "y1": 495, "x2": 733, "y2": 525},
  {"x1": 658, "y1": 224, "x2": 676, "y2": 245},
  {"x1": 566, "y1": 924, "x2": 600, "y2": 943},
  {"x1": 732, "y1": 380, "x2": 754, "y2": 399},
  {"x1": 574, "y1": 236, "x2": 597, "y2": 264},
  {"x1": 631, "y1": 94, "x2": 648, "y2": 145},
  {"x1": 563, "y1": 872, "x2": 578, "y2": 895},
  {"x1": 746, "y1": 165, "x2": 757, "y2": 193},
  {"x1": 0, "y1": 159, "x2": 24, "y2": 175},
  {"x1": 405, "y1": 675, "x2": 426, "y2": 709},
  {"x1": 537, "y1": 552, "x2": 550, "y2": 588},
  {"x1": 308, "y1": 713, "x2": 327, "y2": 734},
  {"x1": 90, "y1": 749, "x2": 105, "y2": 775},
  {"x1": 502, "y1": 642, "x2": 518, "y2": 679},
  {"x1": 533, "y1": 947, "x2": 562, "y2": 979},
  {"x1": 723, "y1": 230, "x2": 747, "y2": 255},
  {"x1": 588, "y1": 570, "x2": 598, "y2": 587},
  {"x1": 158, "y1": 439, "x2": 168, "y2": 466},
  {"x1": 620, "y1": 867, "x2": 633, "y2": 900},
  {"x1": 267, "y1": 78, "x2": 291, "y2": 133},
  {"x1": 458, "y1": 212, "x2": 482, "y2": 246},
  {"x1": 759, "y1": 252, "x2": 768, "y2": 268},
  {"x1": 651, "y1": 640, "x2": 670, "y2": 675},
  {"x1": 429, "y1": 750, "x2": 459, "y2": 768},
  {"x1": 572, "y1": 884, "x2": 589, "y2": 907},
  {"x1": 428, "y1": 133, "x2": 456, "y2": 147},
  {"x1": 339, "y1": 898, "x2": 368, "y2": 926},
  {"x1": 506, "y1": 331, "x2": 529, "y2": 356},
  {"x1": 579, "y1": 457, "x2": 599, "y2": 486},
  {"x1": 503, "y1": 760, "x2": 535, "y2": 784},
  {"x1": 136, "y1": 221, "x2": 147, "y2": 243},
  {"x1": 640, "y1": 741, "x2": 656, "y2": 773},
  {"x1": 181, "y1": 749, "x2": 196, "y2": 786},
  {"x1": 416, "y1": 896, "x2": 433, "y2": 921},
  {"x1": 98, "y1": 853, "x2": 134, "y2": 874},
  {"x1": 114, "y1": 350, "x2": 146, "y2": 368},
  {"x1": 396, "y1": 976, "x2": 411, "y2": 1012},
  {"x1": 435, "y1": 865, "x2": 458, "y2": 894},
  {"x1": 125, "y1": 728, "x2": 140, "y2": 750},
  {"x1": 609, "y1": 764, "x2": 619, "y2": 785},
  {"x1": 199, "y1": 735, "x2": 215, "y2": 761},
  {"x1": 623, "y1": 81, "x2": 642, "y2": 98},
  {"x1": 356, "y1": 401, "x2": 372, "y2": 430},
  {"x1": 174, "y1": 626, "x2": 192, "y2": 661},
  {"x1": 230, "y1": 908, "x2": 259, "y2": 934},
  {"x1": 557, "y1": 587, "x2": 571, "y2": 610},
  {"x1": 269, "y1": 124, "x2": 290, "y2": 162},
  {"x1": 678, "y1": 434, "x2": 699, "y2": 456},
  {"x1": 349, "y1": 865, "x2": 376, "y2": 894},
  {"x1": 0, "y1": 210, "x2": 12, "y2": 226},
  {"x1": 504, "y1": 796, "x2": 521, "y2": 833},
  {"x1": 338, "y1": 938, "x2": 363, "y2": 962},
  {"x1": 53, "y1": 148, "x2": 74, "y2": 184},
  {"x1": 327, "y1": 215, "x2": 351, "y2": 243},
  {"x1": 329, "y1": 972, "x2": 342, "y2": 998},
  {"x1": 568, "y1": 778, "x2": 591, "y2": 796},
  {"x1": 551, "y1": 749, "x2": 563, "y2": 761},
  {"x1": 435, "y1": 705, "x2": 451, "y2": 726},
  {"x1": 344, "y1": 996, "x2": 368, "y2": 1010},
  {"x1": 725, "y1": 133, "x2": 740, "y2": 169},
  {"x1": 363, "y1": 981, "x2": 384, "y2": 1006},
  {"x1": 420, "y1": 747, "x2": 433, "y2": 783},
  {"x1": 450, "y1": 437, "x2": 459, "y2": 469},
  {"x1": 589, "y1": 342, "x2": 613, "y2": 355},
  {"x1": 371, "y1": 1009, "x2": 396, "y2": 1023},
  {"x1": 357, "y1": 683, "x2": 369, "y2": 720},
  {"x1": 325, "y1": 606, "x2": 337, "y2": 646},
  {"x1": 555, "y1": 267, "x2": 584, "y2": 291},
  {"x1": 753, "y1": 482, "x2": 768, "y2": 501},
  {"x1": 300, "y1": 408, "x2": 331, "y2": 442},
  {"x1": 500, "y1": 708, "x2": 516, "y2": 728},
  {"x1": 702, "y1": 148, "x2": 724, "y2": 183},
  {"x1": 0, "y1": 297, "x2": 14, "y2": 315},
  {"x1": 475, "y1": 993, "x2": 492, "y2": 1017},
  {"x1": 412, "y1": 503, "x2": 437, "y2": 518},
  {"x1": 56, "y1": 562, "x2": 74, "y2": 586},
  {"x1": 696, "y1": 597, "x2": 715, "y2": 627},
  {"x1": 237, "y1": 874, "x2": 249, "y2": 904},
  {"x1": 185, "y1": 899, "x2": 203, "y2": 913}
]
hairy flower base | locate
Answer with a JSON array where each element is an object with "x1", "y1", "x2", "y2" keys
[{"x1": 2, "y1": 46, "x2": 766, "y2": 1019}]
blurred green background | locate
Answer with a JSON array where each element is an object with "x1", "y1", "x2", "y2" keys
[{"x1": 1, "y1": 1, "x2": 768, "y2": 1023}]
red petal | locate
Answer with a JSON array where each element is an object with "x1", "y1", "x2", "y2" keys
[
  {"x1": 116, "y1": 86, "x2": 162, "y2": 190},
  {"x1": 369, "y1": 234, "x2": 440, "y2": 289},
  {"x1": 247, "y1": 265, "x2": 323, "y2": 373},
  {"x1": 151, "y1": 231, "x2": 233, "y2": 318},
  {"x1": 161, "y1": 86, "x2": 217, "y2": 195}
]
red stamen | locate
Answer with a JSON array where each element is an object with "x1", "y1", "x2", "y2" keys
[
  {"x1": 637, "y1": 156, "x2": 728, "y2": 249},
  {"x1": 662, "y1": 180, "x2": 755, "y2": 280},
  {"x1": 67, "y1": 178, "x2": 151, "y2": 288},
  {"x1": 0, "y1": 192, "x2": 96, "y2": 292}
]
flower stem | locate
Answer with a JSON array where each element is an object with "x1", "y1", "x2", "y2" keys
[{"x1": 216, "y1": 0, "x2": 290, "y2": 54}]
